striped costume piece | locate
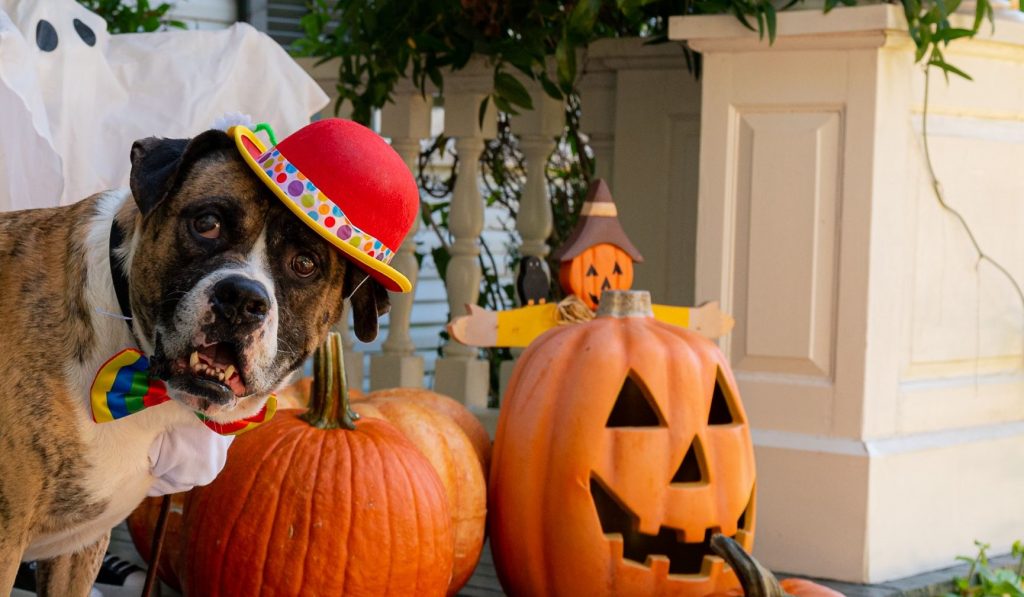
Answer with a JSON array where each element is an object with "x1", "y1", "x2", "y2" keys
[{"x1": 90, "y1": 348, "x2": 276, "y2": 436}]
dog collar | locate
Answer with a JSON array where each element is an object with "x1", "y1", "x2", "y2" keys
[
  {"x1": 108, "y1": 219, "x2": 135, "y2": 323},
  {"x1": 90, "y1": 349, "x2": 276, "y2": 436}
]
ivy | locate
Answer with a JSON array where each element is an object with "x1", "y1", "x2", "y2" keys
[{"x1": 76, "y1": 0, "x2": 185, "y2": 33}]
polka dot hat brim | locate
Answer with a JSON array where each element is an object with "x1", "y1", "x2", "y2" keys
[{"x1": 230, "y1": 125, "x2": 412, "y2": 293}]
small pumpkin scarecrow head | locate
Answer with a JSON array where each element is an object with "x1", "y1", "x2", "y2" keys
[{"x1": 553, "y1": 180, "x2": 643, "y2": 310}]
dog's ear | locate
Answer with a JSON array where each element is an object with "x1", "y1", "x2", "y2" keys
[
  {"x1": 344, "y1": 266, "x2": 391, "y2": 342},
  {"x1": 129, "y1": 129, "x2": 235, "y2": 216}
]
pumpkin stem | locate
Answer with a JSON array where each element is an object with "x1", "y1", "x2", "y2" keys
[
  {"x1": 301, "y1": 332, "x2": 360, "y2": 430},
  {"x1": 710, "y1": 534, "x2": 789, "y2": 597},
  {"x1": 595, "y1": 290, "x2": 653, "y2": 318}
]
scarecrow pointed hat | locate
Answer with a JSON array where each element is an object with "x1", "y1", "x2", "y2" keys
[
  {"x1": 551, "y1": 179, "x2": 643, "y2": 263},
  {"x1": 229, "y1": 119, "x2": 418, "y2": 292}
]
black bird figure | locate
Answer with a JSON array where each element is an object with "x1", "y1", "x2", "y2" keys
[{"x1": 515, "y1": 256, "x2": 550, "y2": 306}]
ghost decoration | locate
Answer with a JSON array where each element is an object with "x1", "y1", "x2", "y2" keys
[{"x1": 0, "y1": 0, "x2": 329, "y2": 211}]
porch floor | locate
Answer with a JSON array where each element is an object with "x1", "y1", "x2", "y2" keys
[{"x1": 95, "y1": 523, "x2": 1010, "y2": 596}]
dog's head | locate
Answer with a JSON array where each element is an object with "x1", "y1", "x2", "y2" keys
[{"x1": 122, "y1": 129, "x2": 389, "y2": 421}]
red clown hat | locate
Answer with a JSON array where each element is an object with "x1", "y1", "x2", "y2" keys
[{"x1": 229, "y1": 119, "x2": 418, "y2": 292}]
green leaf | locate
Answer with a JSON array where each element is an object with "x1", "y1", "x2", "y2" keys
[
  {"x1": 539, "y1": 73, "x2": 564, "y2": 100},
  {"x1": 765, "y1": 4, "x2": 778, "y2": 43},
  {"x1": 731, "y1": 5, "x2": 756, "y2": 33},
  {"x1": 492, "y1": 94, "x2": 516, "y2": 115},
  {"x1": 568, "y1": 0, "x2": 602, "y2": 37},
  {"x1": 934, "y1": 27, "x2": 975, "y2": 44},
  {"x1": 478, "y1": 96, "x2": 491, "y2": 130},
  {"x1": 930, "y1": 57, "x2": 973, "y2": 80},
  {"x1": 974, "y1": 0, "x2": 989, "y2": 31},
  {"x1": 495, "y1": 71, "x2": 534, "y2": 110},
  {"x1": 431, "y1": 246, "x2": 451, "y2": 282},
  {"x1": 556, "y1": 33, "x2": 577, "y2": 91}
]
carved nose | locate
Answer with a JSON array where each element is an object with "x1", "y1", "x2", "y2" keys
[{"x1": 211, "y1": 275, "x2": 270, "y2": 327}]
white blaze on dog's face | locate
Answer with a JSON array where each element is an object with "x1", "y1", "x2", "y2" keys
[{"x1": 121, "y1": 130, "x2": 390, "y2": 422}]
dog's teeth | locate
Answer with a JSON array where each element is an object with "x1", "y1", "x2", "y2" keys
[
  {"x1": 224, "y1": 365, "x2": 235, "y2": 379},
  {"x1": 189, "y1": 351, "x2": 199, "y2": 367}
]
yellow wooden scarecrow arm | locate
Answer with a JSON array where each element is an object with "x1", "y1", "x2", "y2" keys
[{"x1": 447, "y1": 301, "x2": 734, "y2": 348}]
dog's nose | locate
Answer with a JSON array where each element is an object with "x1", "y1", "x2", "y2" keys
[{"x1": 211, "y1": 275, "x2": 270, "y2": 327}]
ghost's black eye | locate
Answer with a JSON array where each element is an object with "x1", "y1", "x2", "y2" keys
[
  {"x1": 73, "y1": 19, "x2": 96, "y2": 47},
  {"x1": 36, "y1": 20, "x2": 58, "y2": 52}
]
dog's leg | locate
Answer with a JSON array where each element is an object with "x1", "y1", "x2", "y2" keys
[
  {"x1": 35, "y1": 530, "x2": 110, "y2": 597},
  {"x1": 0, "y1": 515, "x2": 32, "y2": 594},
  {"x1": 0, "y1": 549, "x2": 25, "y2": 596}
]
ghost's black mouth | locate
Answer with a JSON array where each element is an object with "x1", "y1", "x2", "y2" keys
[{"x1": 590, "y1": 476, "x2": 752, "y2": 576}]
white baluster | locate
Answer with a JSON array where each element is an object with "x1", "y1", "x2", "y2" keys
[
  {"x1": 433, "y1": 76, "x2": 498, "y2": 408},
  {"x1": 370, "y1": 91, "x2": 432, "y2": 389},
  {"x1": 498, "y1": 83, "x2": 566, "y2": 396}
]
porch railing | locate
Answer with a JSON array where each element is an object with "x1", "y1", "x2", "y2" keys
[{"x1": 297, "y1": 38, "x2": 696, "y2": 432}]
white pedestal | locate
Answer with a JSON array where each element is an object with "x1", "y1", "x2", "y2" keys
[
  {"x1": 433, "y1": 357, "x2": 490, "y2": 410},
  {"x1": 671, "y1": 5, "x2": 1024, "y2": 583},
  {"x1": 369, "y1": 353, "x2": 425, "y2": 390}
]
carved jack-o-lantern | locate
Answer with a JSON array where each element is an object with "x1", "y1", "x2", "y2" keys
[
  {"x1": 553, "y1": 180, "x2": 644, "y2": 310},
  {"x1": 489, "y1": 291, "x2": 756, "y2": 596},
  {"x1": 559, "y1": 242, "x2": 635, "y2": 310}
]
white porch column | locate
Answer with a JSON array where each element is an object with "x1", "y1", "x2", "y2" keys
[
  {"x1": 578, "y1": 40, "x2": 702, "y2": 305},
  {"x1": 578, "y1": 63, "x2": 616, "y2": 185},
  {"x1": 672, "y1": 6, "x2": 1024, "y2": 583},
  {"x1": 433, "y1": 73, "x2": 498, "y2": 407},
  {"x1": 370, "y1": 90, "x2": 432, "y2": 389}
]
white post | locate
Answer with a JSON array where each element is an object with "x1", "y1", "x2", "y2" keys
[
  {"x1": 433, "y1": 71, "x2": 498, "y2": 408},
  {"x1": 371, "y1": 91, "x2": 432, "y2": 389},
  {"x1": 578, "y1": 64, "x2": 617, "y2": 185},
  {"x1": 672, "y1": 6, "x2": 1024, "y2": 583}
]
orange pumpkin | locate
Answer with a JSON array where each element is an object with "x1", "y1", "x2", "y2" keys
[
  {"x1": 489, "y1": 290, "x2": 756, "y2": 596},
  {"x1": 558, "y1": 243, "x2": 635, "y2": 310},
  {"x1": 181, "y1": 333, "x2": 453, "y2": 596},
  {"x1": 707, "y1": 534, "x2": 844, "y2": 597},
  {"x1": 362, "y1": 387, "x2": 491, "y2": 472},
  {"x1": 354, "y1": 391, "x2": 487, "y2": 596},
  {"x1": 126, "y1": 494, "x2": 188, "y2": 591}
]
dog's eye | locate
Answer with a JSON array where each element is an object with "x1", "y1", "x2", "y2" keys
[
  {"x1": 192, "y1": 214, "x2": 221, "y2": 240},
  {"x1": 291, "y1": 253, "x2": 318, "y2": 278}
]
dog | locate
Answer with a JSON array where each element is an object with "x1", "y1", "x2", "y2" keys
[{"x1": 0, "y1": 128, "x2": 390, "y2": 594}]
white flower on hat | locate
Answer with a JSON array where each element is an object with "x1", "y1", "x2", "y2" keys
[{"x1": 212, "y1": 112, "x2": 254, "y2": 131}]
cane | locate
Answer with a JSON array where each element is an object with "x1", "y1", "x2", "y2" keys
[{"x1": 141, "y1": 494, "x2": 172, "y2": 597}]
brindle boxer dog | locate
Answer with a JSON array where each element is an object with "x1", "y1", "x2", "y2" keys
[{"x1": 0, "y1": 129, "x2": 389, "y2": 594}]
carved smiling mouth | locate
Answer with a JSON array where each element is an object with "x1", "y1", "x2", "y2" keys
[{"x1": 590, "y1": 476, "x2": 752, "y2": 576}]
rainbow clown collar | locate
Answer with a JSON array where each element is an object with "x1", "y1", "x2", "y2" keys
[
  {"x1": 91, "y1": 349, "x2": 276, "y2": 436},
  {"x1": 228, "y1": 119, "x2": 420, "y2": 293}
]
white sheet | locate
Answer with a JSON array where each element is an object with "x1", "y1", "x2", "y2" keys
[{"x1": 0, "y1": 0, "x2": 328, "y2": 210}]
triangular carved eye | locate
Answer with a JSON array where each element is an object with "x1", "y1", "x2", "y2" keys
[
  {"x1": 708, "y1": 368, "x2": 737, "y2": 425},
  {"x1": 612, "y1": 262, "x2": 623, "y2": 275},
  {"x1": 586, "y1": 265, "x2": 598, "y2": 277},
  {"x1": 606, "y1": 373, "x2": 665, "y2": 428},
  {"x1": 671, "y1": 436, "x2": 705, "y2": 484}
]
